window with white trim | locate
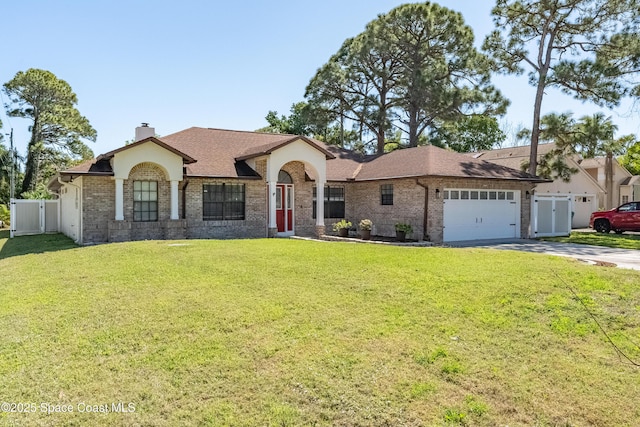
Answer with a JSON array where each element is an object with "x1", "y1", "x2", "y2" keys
[{"x1": 133, "y1": 181, "x2": 158, "y2": 222}]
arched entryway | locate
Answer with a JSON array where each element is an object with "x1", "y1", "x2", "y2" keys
[
  {"x1": 276, "y1": 170, "x2": 294, "y2": 235},
  {"x1": 264, "y1": 137, "x2": 329, "y2": 238}
]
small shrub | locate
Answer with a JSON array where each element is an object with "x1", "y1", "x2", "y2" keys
[
  {"x1": 359, "y1": 219, "x2": 372, "y2": 230},
  {"x1": 395, "y1": 222, "x2": 413, "y2": 233},
  {"x1": 332, "y1": 219, "x2": 352, "y2": 231}
]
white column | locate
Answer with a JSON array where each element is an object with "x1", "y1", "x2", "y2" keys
[
  {"x1": 316, "y1": 180, "x2": 325, "y2": 226},
  {"x1": 170, "y1": 180, "x2": 179, "y2": 220},
  {"x1": 115, "y1": 178, "x2": 124, "y2": 220},
  {"x1": 268, "y1": 181, "x2": 277, "y2": 229}
]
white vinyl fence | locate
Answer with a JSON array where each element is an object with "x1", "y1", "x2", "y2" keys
[
  {"x1": 531, "y1": 194, "x2": 572, "y2": 238},
  {"x1": 9, "y1": 199, "x2": 60, "y2": 238}
]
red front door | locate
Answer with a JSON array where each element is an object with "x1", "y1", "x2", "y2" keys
[{"x1": 276, "y1": 184, "x2": 293, "y2": 233}]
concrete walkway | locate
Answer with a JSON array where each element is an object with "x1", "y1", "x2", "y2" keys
[{"x1": 448, "y1": 239, "x2": 640, "y2": 271}]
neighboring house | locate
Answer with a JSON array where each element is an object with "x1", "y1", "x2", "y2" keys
[
  {"x1": 48, "y1": 125, "x2": 545, "y2": 245},
  {"x1": 473, "y1": 143, "x2": 602, "y2": 228},
  {"x1": 579, "y1": 157, "x2": 634, "y2": 209},
  {"x1": 620, "y1": 176, "x2": 640, "y2": 204}
]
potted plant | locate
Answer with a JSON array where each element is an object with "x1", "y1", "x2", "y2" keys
[
  {"x1": 395, "y1": 222, "x2": 412, "y2": 242},
  {"x1": 359, "y1": 219, "x2": 372, "y2": 240},
  {"x1": 332, "y1": 219, "x2": 352, "y2": 237}
]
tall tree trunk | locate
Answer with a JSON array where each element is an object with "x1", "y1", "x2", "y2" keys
[
  {"x1": 376, "y1": 130, "x2": 386, "y2": 154},
  {"x1": 605, "y1": 152, "x2": 614, "y2": 209},
  {"x1": 529, "y1": 74, "x2": 546, "y2": 177},
  {"x1": 21, "y1": 115, "x2": 41, "y2": 195},
  {"x1": 408, "y1": 105, "x2": 419, "y2": 147},
  {"x1": 377, "y1": 89, "x2": 388, "y2": 154},
  {"x1": 21, "y1": 146, "x2": 37, "y2": 195},
  {"x1": 529, "y1": 25, "x2": 556, "y2": 177},
  {"x1": 339, "y1": 110, "x2": 345, "y2": 148}
]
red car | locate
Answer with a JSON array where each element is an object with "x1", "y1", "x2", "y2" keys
[{"x1": 589, "y1": 201, "x2": 640, "y2": 234}]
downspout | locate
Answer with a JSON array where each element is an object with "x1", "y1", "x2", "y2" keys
[
  {"x1": 181, "y1": 180, "x2": 189, "y2": 220},
  {"x1": 416, "y1": 179, "x2": 429, "y2": 241},
  {"x1": 58, "y1": 176, "x2": 83, "y2": 244},
  {"x1": 265, "y1": 184, "x2": 269, "y2": 237}
]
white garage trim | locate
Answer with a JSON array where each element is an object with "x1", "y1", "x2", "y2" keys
[{"x1": 443, "y1": 189, "x2": 521, "y2": 242}]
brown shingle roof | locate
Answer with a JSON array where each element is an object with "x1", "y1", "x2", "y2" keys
[
  {"x1": 235, "y1": 135, "x2": 335, "y2": 161},
  {"x1": 97, "y1": 136, "x2": 196, "y2": 163},
  {"x1": 355, "y1": 145, "x2": 543, "y2": 181},
  {"x1": 470, "y1": 143, "x2": 558, "y2": 171},
  {"x1": 62, "y1": 158, "x2": 114, "y2": 175},
  {"x1": 56, "y1": 127, "x2": 545, "y2": 182},
  {"x1": 161, "y1": 128, "x2": 334, "y2": 178},
  {"x1": 60, "y1": 136, "x2": 195, "y2": 176},
  {"x1": 315, "y1": 143, "x2": 372, "y2": 181}
]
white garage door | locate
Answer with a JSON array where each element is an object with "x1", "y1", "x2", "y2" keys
[{"x1": 443, "y1": 189, "x2": 520, "y2": 242}]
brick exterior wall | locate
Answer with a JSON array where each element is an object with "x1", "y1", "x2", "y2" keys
[
  {"x1": 342, "y1": 177, "x2": 535, "y2": 243},
  {"x1": 78, "y1": 161, "x2": 534, "y2": 244},
  {"x1": 82, "y1": 164, "x2": 191, "y2": 243},
  {"x1": 183, "y1": 177, "x2": 267, "y2": 239},
  {"x1": 82, "y1": 175, "x2": 114, "y2": 243},
  {"x1": 345, "y1": 179, "x2": 427, "y2": 239}
]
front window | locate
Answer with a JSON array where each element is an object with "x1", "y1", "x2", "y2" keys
[
  {"x1": 313, "y1": 186, "x2": 345, "y2": 219},
  {"x1": 133, "y1": 181, "x2": 158, "y2": 222},
  {"x1": 381, "y1": 184, "x2": 393, "y2": 205},
  {"x1": 203, "y1": 183, "x2": 245, "y2": 220}
]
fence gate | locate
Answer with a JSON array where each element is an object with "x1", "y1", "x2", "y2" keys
[
  {"x1": 531, "y1": 194, "x2": 572, "y2": 238},
  {"x1": 9, "y1": 199, "x2": 60, "y2": 238}
]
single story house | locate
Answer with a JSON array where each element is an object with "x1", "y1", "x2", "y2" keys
[
  {"x1": 48, "y1": 125, "x2": 546, "y2": 244},
  {"x1": 473, "y1": 143, "x2": 639, "y2": 228}
]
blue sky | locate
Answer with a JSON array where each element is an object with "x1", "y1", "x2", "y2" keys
[{"x1": 1, "y1": 0, "x2": 638, "y2": 157}]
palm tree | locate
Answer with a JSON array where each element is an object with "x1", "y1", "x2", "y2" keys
[{"x1": 574, "y1": 114, "x2": 628, "y2": 209}]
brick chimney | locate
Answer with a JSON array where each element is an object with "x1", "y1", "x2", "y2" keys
[{"x1": 135, "y1": 123, "x2": 155, "y2": 142}]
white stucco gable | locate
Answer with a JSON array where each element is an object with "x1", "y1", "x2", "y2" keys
[
  {"x1": 112, "y1": 140, "x2": 185, "y2": 181},
  {"x1": 100, "y1": 137, "x2": 195, "y2": 221},
  {"x1": 240, "y1": 136, "x2": 333, "y2": 236},
  {"x1": 266, "y1": 138, "x2": 327, "y2": 183},
  {"x1": 534, "y1": 157, "x2": 604, "y2": 195}
]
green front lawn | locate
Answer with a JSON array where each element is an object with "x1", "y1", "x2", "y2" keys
[
  {"x1": 541, "y1": 231, "x2": 640, "y2": 250},
  {"x1": 1, "y1": 235, "x2": 639, "y2": 426}
]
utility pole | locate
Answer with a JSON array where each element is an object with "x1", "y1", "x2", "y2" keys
[{"x1": 9, "y1": 128, "x2": 15, "y2": 201}]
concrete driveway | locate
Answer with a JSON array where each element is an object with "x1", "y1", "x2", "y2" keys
[{"x1": 449, "y1": 239, "x2": 640, "y2": 271}]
